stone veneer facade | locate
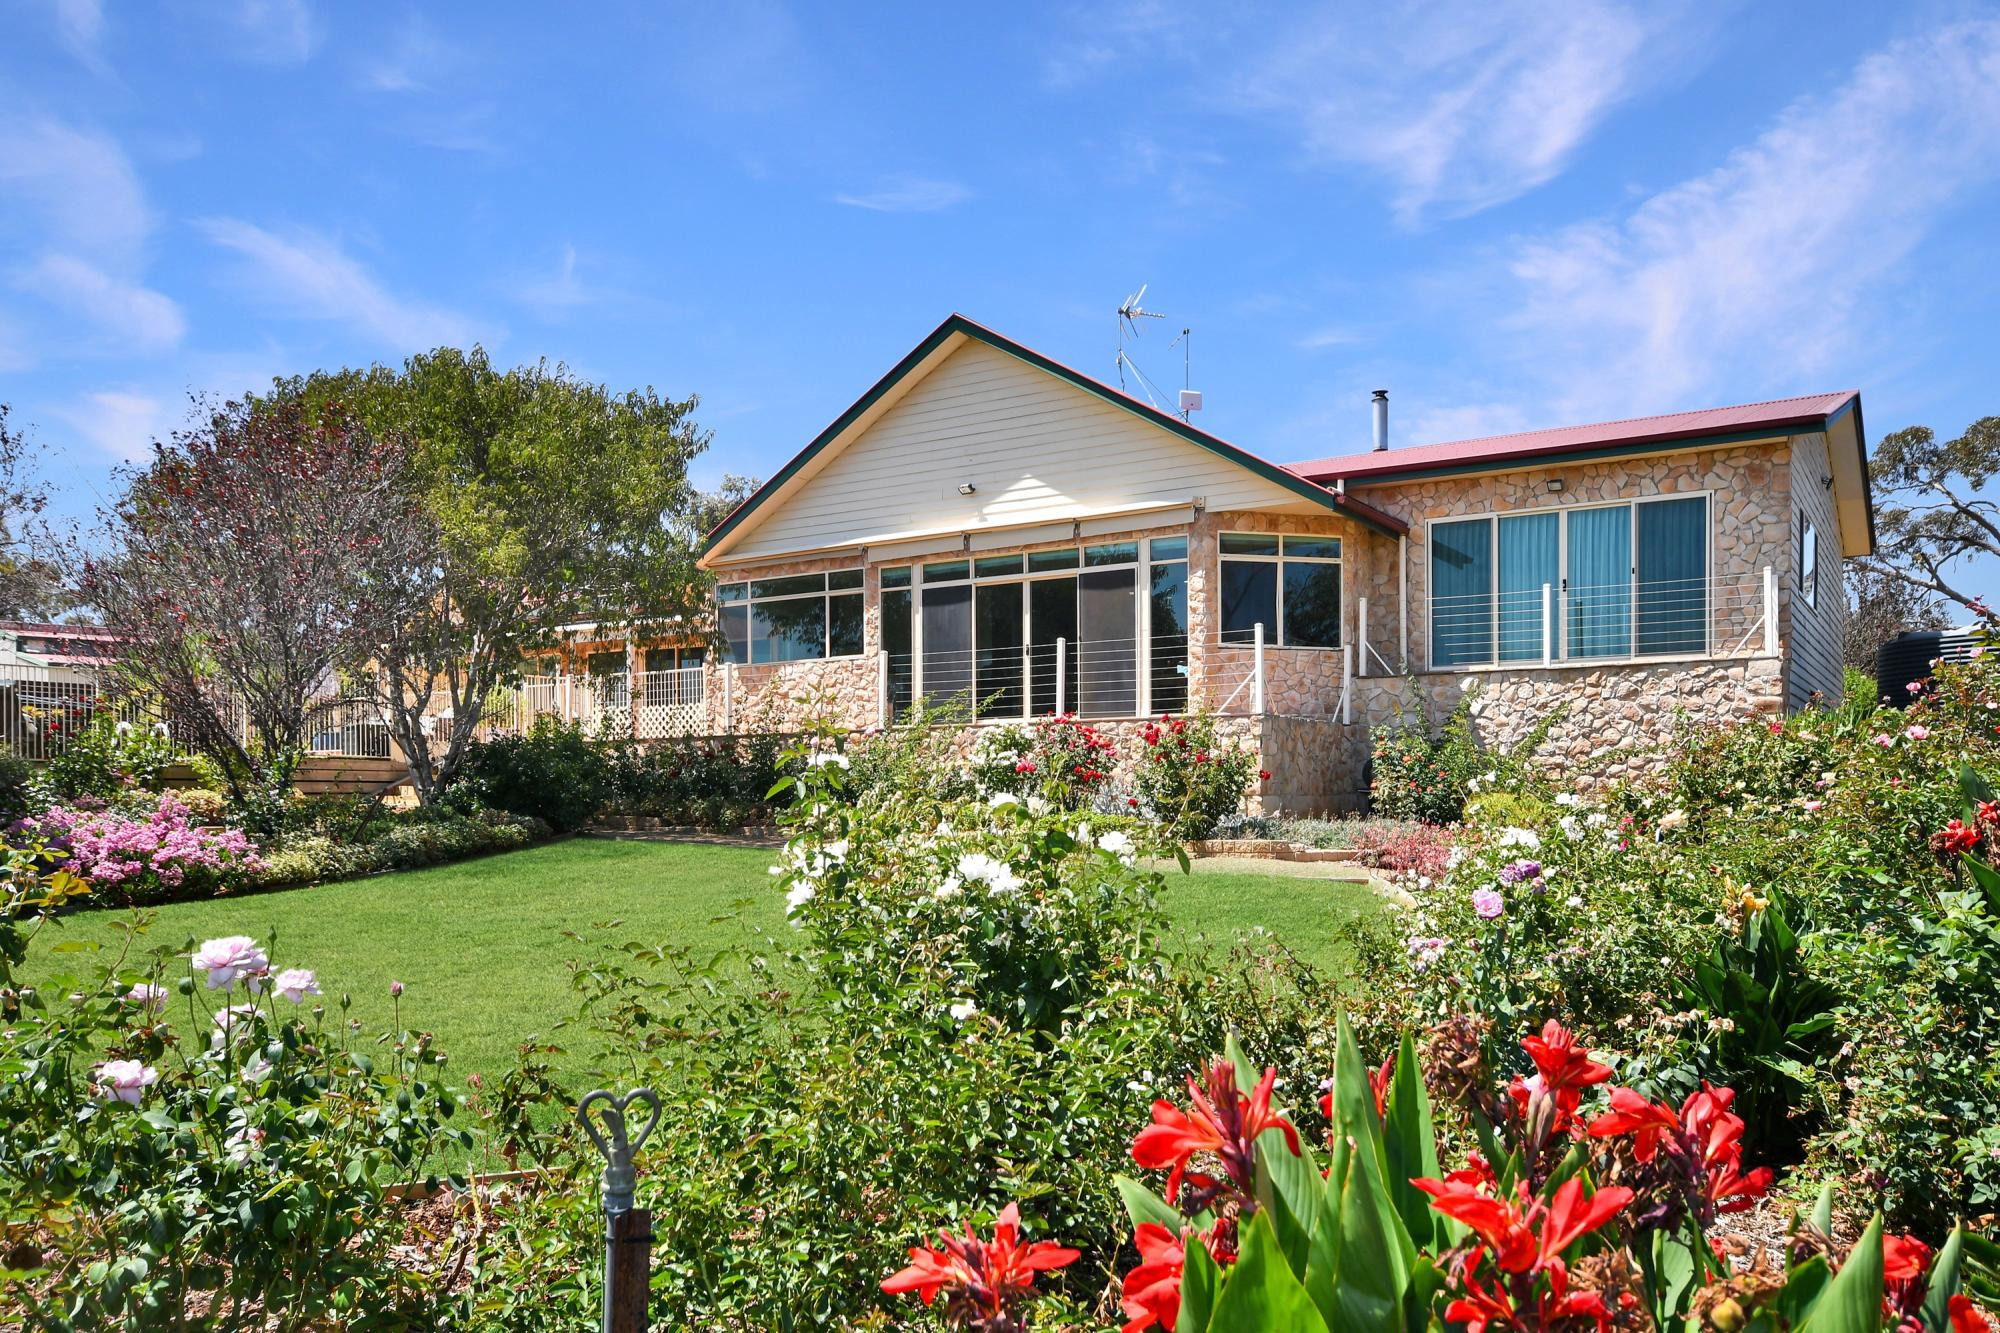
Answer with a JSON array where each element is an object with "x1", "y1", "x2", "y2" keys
[{"x1": 650, "y1": 434, "x2": 1837, "y2": 815}]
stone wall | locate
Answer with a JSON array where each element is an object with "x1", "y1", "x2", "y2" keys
[{"x1": 1352, "y1": 654, "x2": 1785, "y2": 791}]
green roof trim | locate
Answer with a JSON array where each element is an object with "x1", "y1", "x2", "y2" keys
[{"x1": 703, "y1": 314, "x2": 1407, "y2": 557}]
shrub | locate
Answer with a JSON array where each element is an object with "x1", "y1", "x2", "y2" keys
[
  {"x1": 604, "y1": 730, "x2": 789, "y2": 826},
  {"x1": 967, "y1": 713, "x2": 1120, "y2": 811},
  {"x1": 1132, "y1": 712, "x2": 1258, "y2": 840},
  {"x1": 175, "y1": 787, "x2": 230, "y2": 823},
  {"x1": 251, "y1": 810, "x2": 548, "y2": 891},
  {"x1": 11, "y1": 792, "x2": 263, "y2": 906},
  {"x1": 39, "y1": 714, "x2": 178, "y2": 803},
  {"x1": 0, "y1": 753, "x2": 33, "y2": 822},
  {"x1": 1368, "y1": 682, "x2": 1562, "y2": 823},
  {"x1": 457, "y1": 716, "x2": 613, "y2": 831},
  {"x1": 455, "y1": 720, "x2": 1349, "y2": 1328},
  {"x1": 0, "y1": 870, "x2": 469, "y2": 1327}
]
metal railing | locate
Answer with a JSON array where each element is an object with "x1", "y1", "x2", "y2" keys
[
  {"x1": 871, "y1": 625, "x2": 1355, "y2": 725},
  {"x1": 1418, "y1": 568, "x2": 1777, "y2": 672}
]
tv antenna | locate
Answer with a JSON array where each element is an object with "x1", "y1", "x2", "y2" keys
[
  {"x1": 1115, "y1": 285, "x2": 1169, "y2": 411},
  {"x1": 1115, "y1": 285, "x2": 1201, "y2": 419}
]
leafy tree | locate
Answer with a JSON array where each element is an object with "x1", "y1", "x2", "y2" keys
[
  {"x1": 1860, "y1": 416, "x2": 2000, "y2": 615},
  {"x1": 80, "y1": 395, "x2": 424, "y2": 800},
  {"x1": 0, "y1": 405, "x2": 63, "y2": 619},
  {"x1": 274, "y1": 348, "x2": 711, "y2": 804},
  {"x1": 1845, "y1": 562, "x2": 1948, "y2": 674}
]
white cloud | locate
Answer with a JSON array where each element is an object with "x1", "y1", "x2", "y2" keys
[
  {"x1": 1297, "y1": 326, "x2": 1364, "y2": 352},
  {"x1": 196, "y1": 217, "x2": 482, "y2": 352},
  {"x1": 16, "y1": 255, "x2": 184, "y2": 352},
  {"x1": 833, "y1": 174, "x2": 973, "y2": 213},
  {"x1": 1402, "y1": 402, "x2": 1536, "y2": 446},
  {"x1": 52, "y1": 389, "x2": 175, "y2": 463},
  {"x1": 223, "y1": 0, "x2": 319, "y2": 64},
  {"x1": 1495, "y1": 16, "x2": 2000, "y2": 421},
  {"x1": 512, "y1": 243, "x2": 600, "y2": 315},
  {"x1": 47, "y1": 0, "x2": 107, "y2": 66},
  {"x1": 0, "y1": 117, "x2": 152, "y2": 266},
  {"x1": 1235, "y1": 0, "x2": 1675, "y2": 225}
]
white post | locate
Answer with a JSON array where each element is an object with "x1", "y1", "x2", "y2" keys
[
  {"x1": 878, "y1": 650, "x2": 891, "y2": 728},
  {"x1": 1541, "y1": 583, "x2": 1553, "y2": 667},
  {"x1": 722, "y1": 661, "x2": 735, "y2": 733},
  {"x1": 1559, "y1": 588, "x2": 1570, "y2": 663},
  {"x1": 1357, "y1": 596, "x2": 1370, "y2": 678},
  {"x1": 1252, "y1": 622, "x2": 1266, "y2": 715},
  {"x1": 1398, "y1": 533, "x2": 1409, "y2": 670},
  {"x1": 1341, "y1": 643, "x2": 1353, "y2": 724},
  {"x1": 1762, "y1": 566, "x2": 1778, "y2": 656},
  {"x1": 1055, "y1": 637, "x2": 1067, "y2": 715}
]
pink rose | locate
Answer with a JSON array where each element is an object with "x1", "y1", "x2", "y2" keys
[
  {"x1": 271, "y1": 968, "x2": 320, "y2": 1005},
  {"x1": 92, "y1": 1058, "x2": 158, "y2": 1105},
  {"x1": 192, "y1": 936, "x2": 269, "y2": 990},
  {"x1": 1471, "y1": 888, "x2": 1505, "y2": 919}
]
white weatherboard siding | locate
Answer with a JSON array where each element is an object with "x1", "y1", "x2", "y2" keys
[{"x1": 721, "y1": 340, "x2": 1310, "y2": 563}]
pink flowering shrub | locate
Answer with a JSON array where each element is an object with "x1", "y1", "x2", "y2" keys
[{"x1": 14, "y1": 792, "x2": 261, "y2": 905}]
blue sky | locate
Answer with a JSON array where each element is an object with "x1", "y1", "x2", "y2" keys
[{"x1": 3, "y1": 1, "x2": 1999, "y2": 566}]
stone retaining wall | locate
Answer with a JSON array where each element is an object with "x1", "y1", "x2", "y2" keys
[{"x1": 1353, "y1": 654, "x2": 1784, "y2": 790}]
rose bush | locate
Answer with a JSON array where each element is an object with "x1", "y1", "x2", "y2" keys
[
  {"x1": 1130, "y1": 712, "x2": 1259, "y2": 841},
  {"x1": 449, "y1": 718, "x2": 1351, "y2": 1329},
  {"x1": 0, "y1": 853, "x2": 469, "y2": 1329}
]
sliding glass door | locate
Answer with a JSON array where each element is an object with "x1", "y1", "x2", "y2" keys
[
  {"x1": 1498, "y1": 513, "x2": 1559, "y2": 662},
  {"x1": 1566, "y1": 506, "x2": 1632, "y2": 659},
  {"x1": 1636, "y1": 497, "x2": 1708, "y2": 655},
  {"x1": 1429, "y1": 495, "x2": 1709, "y2": 667}
]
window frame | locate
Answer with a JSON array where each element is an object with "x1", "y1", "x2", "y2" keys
[
  {"x1": 715, "y1": 568, "x2": 866, "y2": 664},
  {"x1": 883, "y1": 538, "x2": 1183, "y2": 720},
  {"x1": 1799, "y1": 510, "x2": 1819, "y2": 609},
  {"x1": 1424, "y1": 491, "x2": 1715, "y2": 670},
  {"x1": 1217, "y1": 531, "x2": 1344, "y2": 648}
]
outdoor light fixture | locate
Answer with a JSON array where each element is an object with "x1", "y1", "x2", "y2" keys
[
  {"x1": 958, "y1": 482, "x2": 977, "y2": 495},
  {"x1": 1546, "y1": 479, "x2": 1565, "y2": 493}
]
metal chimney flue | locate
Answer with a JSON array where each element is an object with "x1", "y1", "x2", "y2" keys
[{"x1": 1371, "y1": 390, "x2": 1389, "y2": 452}]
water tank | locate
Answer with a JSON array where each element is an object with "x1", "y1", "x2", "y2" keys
[{"x1": 1875, "y1": 626, "x2": 1982, "y2": 705}]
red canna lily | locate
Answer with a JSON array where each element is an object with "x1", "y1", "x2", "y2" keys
[
  {"x1": 1521, "y1": 1020, "x2": 1614, "y2": 1104},
  {"x1": 1415, "y1": 1176, "x2": 1540, "y2": 1272},
  {"x1": 1587, "y1": 1083, "x2": 1771, "y2": 1226},
  {"x1": 1586, "y1": 1087, "x2": 1681, "y2": 1162},
  {"x1": 1414, "y1": 1175, "x2": 1631, "y2": 1278},
  {"x1": 1318, "y1": 1055, "x2": 1393, "y2": 1127},
  {"x1": 1441, "y1": 1246, "x2": 1615, "y2": 1333},
  {"x1": 1132, "y1": 1058, "x2": 1301, "y2": 1207},
  {"x1": 1120, "y1": 1223, "x2": 1187, "y2": 1332},
  {"x1": 881, "y1": 1202, "x2": 1080, "y2": 1326},
  {"x1": 1952, "y1": 1295, "x2": 1994, "y2": 1333}
]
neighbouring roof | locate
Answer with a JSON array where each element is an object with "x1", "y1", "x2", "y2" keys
[
  {"x1": 701, "y1": 314, "x2": 1408, "y2": 564},
  {"x1": 1285, "y1": 391, "x2": 1863, "y2": 485}
]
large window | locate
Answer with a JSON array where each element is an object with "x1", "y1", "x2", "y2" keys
[
  {"x1": 886, "y1": 540, "x2": 1184, "y2": 720},
  {"x1": 1218, "y1": 533, "x2": 1342, "y2": 647},
  {"x1": 1429, "y1": 495, "x2": 1708, "y2": 668},
  {"x1": 718, "y1": 569, "x2": 864, "y2": 664}
]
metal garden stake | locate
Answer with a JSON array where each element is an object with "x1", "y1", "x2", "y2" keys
[{"x1": 579, "y1": 1087, "x2": 661, "y2": 1333}]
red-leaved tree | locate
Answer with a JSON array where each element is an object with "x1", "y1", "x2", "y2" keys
[{"x1": 81, "y1": 395, "x2": 427, "y2": 801}]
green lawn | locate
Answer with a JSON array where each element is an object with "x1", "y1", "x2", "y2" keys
[{"x1": 21, "y1": 838, "x2": 1383, "y2": 1089}]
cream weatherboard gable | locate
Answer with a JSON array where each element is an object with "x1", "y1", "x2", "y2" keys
[{"x1": 705, "y1": 337, "x2": 1323, "y2": 567}]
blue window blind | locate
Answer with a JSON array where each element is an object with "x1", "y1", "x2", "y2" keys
[
  {"x1": 1637, "y1": 497, "x2": 1708, "y2": 655},
  {"x1": 1567, "y1": 506, "x2": 1632, "y2": 659},
  {"x1": 1498, "y1": 512, "x2": 1559, "y2": 662},
  {"x1": 1431, "y1": 518, "x2": 1493, "y2": 667}
]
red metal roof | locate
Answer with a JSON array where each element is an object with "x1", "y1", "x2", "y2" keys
[{"x1": 1286, "y1": 391, "x2": 1861, "y2": 484}]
